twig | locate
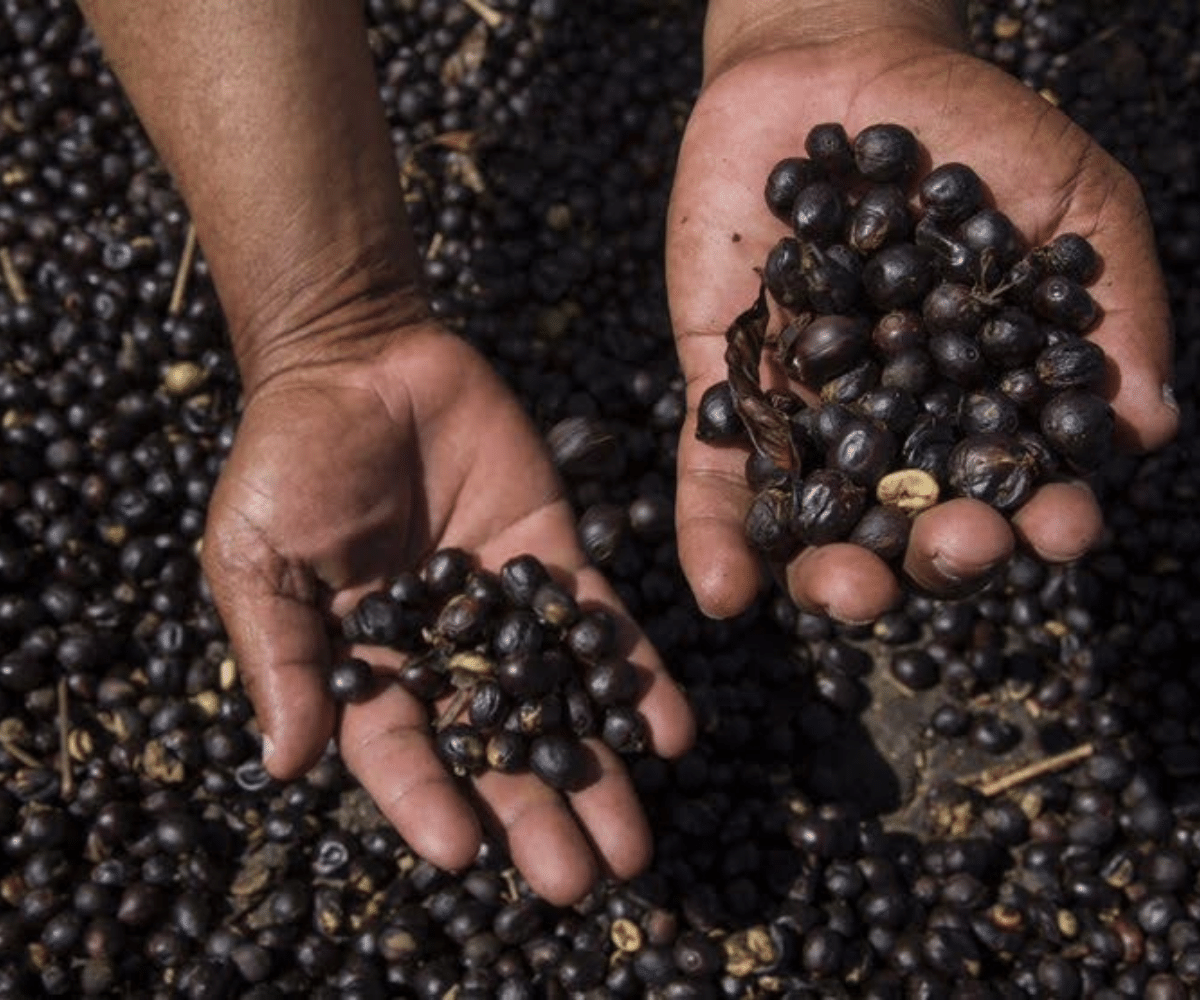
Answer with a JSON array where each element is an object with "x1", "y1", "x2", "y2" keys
[
  {"x1": 435, "y1": 685, "x2": 473, "y2": 732},
  {"x1": 168, "y1": 222, "x2": 197, "y2": 317},
  {"x1": 459, "y1": 0, "x2": 505, "y2": 29},
  {"x1": 0, "y1": 738, "x2": 40, "y2": 770},
  {"x1": 58, "y1": 677, "x2": 73, "y2": 798},
  {"x1": 966, "y1": 742, "x2": 1095, "y2": 798},
  {"x1": 0, "y1": 246, "x2": 28, "y2": 304}
]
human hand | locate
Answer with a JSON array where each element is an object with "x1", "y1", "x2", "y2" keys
[
  {"x1": 667, "y1": 13, "x2": 1178, "y2": 623},
  {"x1": 201, "y1": 321, "x2": 695, "y2": 905}
]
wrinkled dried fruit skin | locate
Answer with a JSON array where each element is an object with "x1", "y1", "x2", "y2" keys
[
  {"x1": 793, "y1": 469, "x2": 867, "y2": 545},
  {"x1": 695, "y1": 381, "x2": 747, "y2": 443},
  {"x1": 849, "y1": 504, "x2": 912, "y2": 562},
  {"x1": 1039, "y1": 390, "x2": 1115, "y2": 471},
  {"x1": 979, "y1": 309, "x2": 1044, "y2": 369},
  {"x1": 960, "y1": 389, "x2": 1021, "y2": 436},
  {"x1": 763, "y1": 237, "x2": 809, "y2": 311},
  {"x1": 853, "y1": 123, "x2": 919, "y2": 183},
  {"x1": 745, "y1": 487, "x2": 801, "y2": 561},
  {"x1": 862, "y1": 243, "x2": 936, "y2": 311},
  {"x1": 792, "y1": 181, "x2": 848, "y2": 245},
  {"x1": 947, "y1": 433, "x2": 1038, "y2": 512},
  {"x1": 764, "y1": 156, "x2": 825, "y2": 221},
  {"x1": 805, "y1": 121, "x2": 855, "y2": 174},
  {"x1": 1033, "y1": 275, "x2": 1098, "y2": 331},
  {"x1": 919, "y1": 162, "x2": 984, "y2": 225},
  {"x1": 848, "y1": 184, "x2": 912, "y2": 254},
  {"x1": 782, "y1": 315, "x2": 871, "y2": 388},
  {"x1": 1035, "y1": 338, "x2": 1107, "y2": 390},
  {"x1": 826, "y1": 419, "x2": 899, "y2": 488},
  {"x1": 1033, "y1": 232, "x2": 1100, "y2": 284}
]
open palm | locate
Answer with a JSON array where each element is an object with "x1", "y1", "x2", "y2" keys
[
  {"x1": 201, "y1": 324, "x2": 695, "y2": 904},
  {"x1": 667, "y1": 30, "x2": 1177, "y2": 622}
]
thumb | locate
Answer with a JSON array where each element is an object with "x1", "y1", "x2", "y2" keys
[{"x1": 201, "y1": 529, "x2": 336, "y2": 780}]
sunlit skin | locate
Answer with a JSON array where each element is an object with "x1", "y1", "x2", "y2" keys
[{"x1": 668, "y1": 26, "x2": 1177, "y2": 623}]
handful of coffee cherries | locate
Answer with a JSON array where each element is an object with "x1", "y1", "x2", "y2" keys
[{"x1": 696, "y1": 122, "x2": 1113, "y2": 566}]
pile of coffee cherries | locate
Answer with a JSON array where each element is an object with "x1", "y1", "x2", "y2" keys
[
  {"x1": 336, "y1": 548, "x2": 647, "y2": 791},
  {"x1": 697, "y1": 122, "x2": 1113, "y2": 566}
]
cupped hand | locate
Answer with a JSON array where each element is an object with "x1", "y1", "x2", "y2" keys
[
  {"x1": 200, "y1": 322, "x2": 695, "y2": 905},
  {"x1": 667, "y1": 26, "x2": 1178, "y2": 623}
]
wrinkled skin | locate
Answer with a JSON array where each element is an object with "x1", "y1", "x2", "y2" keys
[
  {"x1": 668, "y1": 28, "x2": 1178, "y2": 623},
  {"x1": 202, "y1": 325, "x2": 696, "y2": 906}
]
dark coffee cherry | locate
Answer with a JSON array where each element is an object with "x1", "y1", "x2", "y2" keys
[
  {"x1": 793, "y1": 470, "x2": 867, "y2": 545},
  {"x1": 1035, "y1": 338, "x2": 1107, "y2": 390},
  {"x1": 915, "y1": 216, "x2": 984, "y2": 285},
  {"x1": 601, "y1": 706, "x2": 647, "y2": 754},
  {"x1": 848, "y1": 184, "x2": 912, "y2": 254},
  {"x1": 695, "y1": 381, "x2": 747, "y2": 444},
  {"x1": 890, "y1": 649, "x2": 939, "y2": 691},
  {"x1": 931, "y1": 703, "x2": 972, "y2": 737},
  {"x1": 959, "y1": 389, "x2": 1020, "y2": 436},
  {"x1": 862, "y1": 243, "x2": 935, "y2": 310},
  {"x1": 872, "y1": 311, "x2": 925, "y2": 356},
  {"x1": 745, "y1": 487, "x2": 801, "y2": 561},
  {"x1": 880, "y1": 349, "x2": 937, "y2": 396},
  {"x1": 1039, "y1": 390, "x2": 1114, "y2": 471},
  {"x1": 902, "y1": 417, "x2": 957, "y2": 484},
  {"x1": 486, "y1": 731, "x2": 527, "y2": 773},
  {"x1": 855, "y1": 387, "x2": 920, "y2": 436},
  {"x1": 531, "y1": 581, "x2": 579, "y2": 629},
  {"x1": 499, "y1": 555, "x2": 551, "y2": 608},
  {"x1": 805, "y1": 122, "x2": 855, "y2": 175},
  {"x1": 398, "y1": 658, "x2": 450, "y2": 702},
  {"x1": 435, "y1": 725, "x2": 487, "y2": 777},
  {"x1": 578, "y1": 505, "x2": 628, "y2": 566},
  {"x1": 922, "y1": 382, "x2": 964, "y2": 421},
  {"x1": 422, "y1": 548, "x2": 474, "y2": 598},
  {"x1": 947, "y1": 434, "x2": 1039, "y2": 512},
  {"x1": 583, "y1": 658, "x2": 641, "y2": 707},
  {"x1": 792, "y1": 181, "x2": 848, "y2": 245},
  {"x1": 1015, "y1": 430, "x2": 1059, "y2": 478},
  {"x1": 978, "y1": 308, "x2": 1044, "y2": 368},
  {"x1": 929, "y1": 331, "x2": 989, "y2": 387},
  {"x1": 492, "y1": 610, "x2": 544, "y2": 659},
  {"x1": 923, "y1": 282, "x2": 989, "y2": 338},
  {"x1": 496, "y1": 652, "x2": 558, "y2": 699},
  {"x1": 763, "y1": 237, "x2": 808, "y2": 311},
  {"x1": 958, "y1": 208, "x2": 1025, "y2": 271},
  {"x1": 565, "y1": 610, "x2": 617, "y2": 664},
  {"x1": 820, "y1": 358, "x2": 880, "y2": 406},
  {"x1": 919, "y1": 163, "x2": 984, "y2": 225},
  {"x1": 997, "y1": 368, "x2": 1046, "y2": 412},
  {"x1": 468, "y1": 680, "x2": 509, "y2": 731},
  {"x1": 764, "y1": 157, "x2": 825, "y2": 222},
  {"x1": 970, "y1": 713, "x2": 1022, "y2": 754},
  {"x1": 1032, "y1": 233, "x2": 1099, "y2": 284},
  {"x1": 327, "y1": 658, "x2": 374, "y2": 704},
  {"x1": 848, "y1": 505, "x2": 911, "y2": 563},
  {"x1": 1033, "y1": 275, "x2": 1098, "y2": 331},
  {"x1": 826, "y1": 419, "x2": 898, "y2": 488},
  {"x1": 528, "y1": 734, "x2": 591, "y2": 790},
  {"x1": 780, "y1": 314, "x2": 870, "y2": 387},
  {"x1": 435, "y1": 594, "x2": 489, "y2": 646},
  {"x1": 801, "y1": 242, "x2": 861, "y2": 313},
  {"x1": 853, "y1": 123, "x2": 919, "y2": 183},
  {"x1": 745, "y1": 450, "x2": 793, "y2": 493}
]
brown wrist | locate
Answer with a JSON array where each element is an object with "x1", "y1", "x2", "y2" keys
[
  {"x1": 232, "y1": 237, "x2": 432, "y2": 401},
  {"x1": 703, "y1": 0, "x2": 968, "y2": 82}
]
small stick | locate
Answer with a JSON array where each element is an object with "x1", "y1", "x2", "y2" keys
[
  {"x1": 435, "y1": 685, "x2": 473, "y2": 732},
  {"x1": 168, "y1": 222, "x2": 197, "y2": 317},
  {"x1": 0, "y1": 246, "x2": 28, "y2": 304},
  {"x1": 58, "y1": 677, "x2": 73, "y2": 798},
  {"x1": 968, "y1": 742, "x2": 1095, "y2": 798},
  {"x1": 0, "y1": 738, "x2": 40, "y2": 770},
  {"x1": 459, "y1": 0, "x2": 505, "y2": 29}
]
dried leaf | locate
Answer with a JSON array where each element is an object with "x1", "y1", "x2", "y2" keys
[
  {"x1": 723, "y1": 286, "x2": 800, "y2": 472},
  {"x1": 440, "y1": 22, "x2": 489, "y2": 88}
]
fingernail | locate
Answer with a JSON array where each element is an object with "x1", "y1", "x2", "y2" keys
[
  {"x1": 261, "y1": 734, "x2": 275, "y2": 762},
  {"x1": 930, "y1": 554, "x2": 965, "y2": 586},
  {"x1": 1162, "y1": 383, "x2": 1179, "y2": 414}
]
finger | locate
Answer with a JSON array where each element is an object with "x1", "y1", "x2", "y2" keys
[
  {"x1": 564, "y1": 740, "x2": 653, "y2": 881},
  {"x1": 575, "y1": 566, "x2": 696, "y2": 760},
  {"x1": 339, "y1": 680, "x2": 482, "y2": 873},
  {"x1": 903, "y1": 498, "x2": 1015, "y2": 595},
  {"x1": 1010, "y1": 480, "x2": 1103, "y2": 563},
  {"x1": 675, "y1": 417, "x2": 765, "y2": 619},
  {"x1": 787, "y1": 542, "x2": 903, "y2": 625},
  {"x1": 473, "y1": 768, "x2": 599, "y2": 907},
  {"x1": 201, "y1": 538, "x2": 335, "y2": 780}
]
